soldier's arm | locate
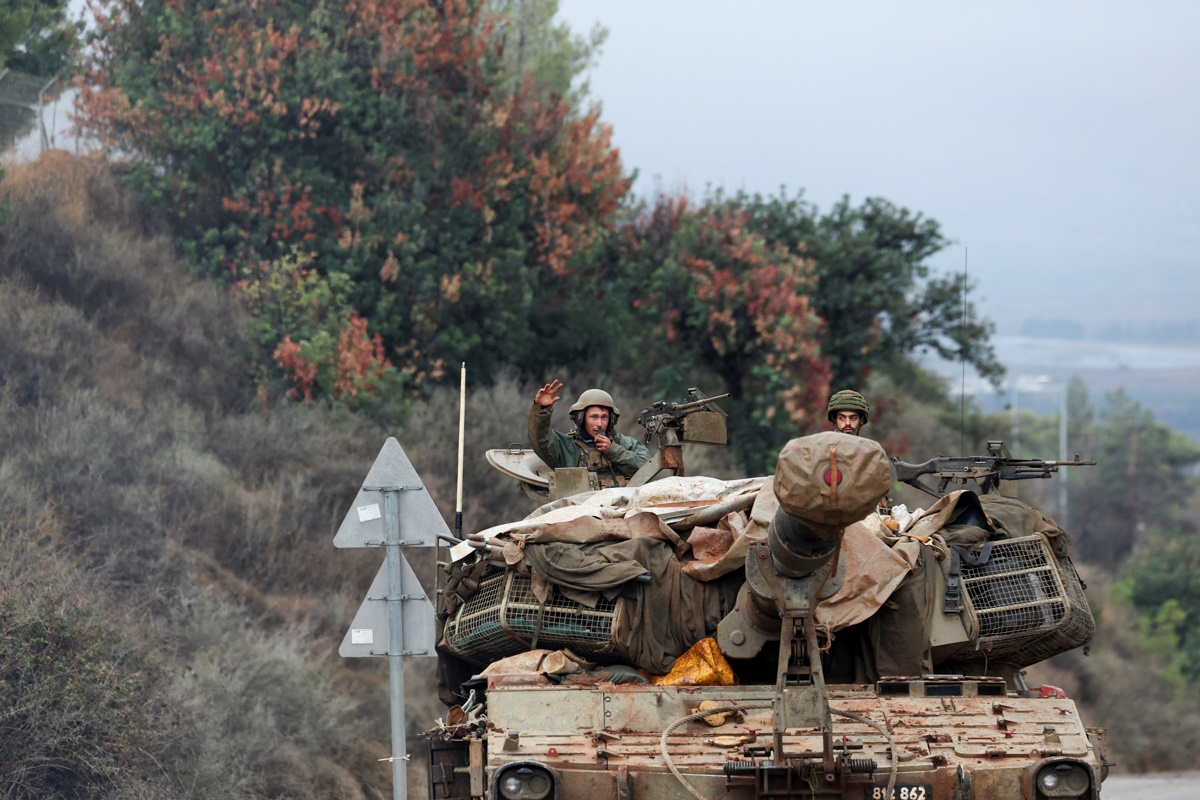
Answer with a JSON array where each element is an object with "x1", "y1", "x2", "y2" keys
[
  {"x1": 526, "y1": 403, "x2": 573, "y2": 469},
  {"x1": 606, "y1": 434, "x2": 652, "y2": 477}
]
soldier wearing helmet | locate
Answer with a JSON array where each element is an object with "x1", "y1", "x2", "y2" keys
[
  {"x1": 526, "y1": 379, "x2": 651, "y2": 487},
  {"x1": 827, "y1": 389, "x2": 870, "y2": 436}
]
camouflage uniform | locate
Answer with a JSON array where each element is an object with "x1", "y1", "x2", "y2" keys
[{"x1": 526, "y1": 401, "x2": 650, "y2": 481}]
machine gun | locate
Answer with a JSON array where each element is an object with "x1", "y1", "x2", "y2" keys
[
  {"x1": 627, "y1": 389, "x2": 731, "y2": 486},
  {"x1": 636, "y1": 389, "x2": 732, "y2": 443},
  {"x1": 892, "y1": 440, "x2": 1095, "y2": 498}
]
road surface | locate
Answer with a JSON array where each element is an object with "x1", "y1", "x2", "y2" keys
[{"x1": 1102, "y1": 772, "x2": 1200, "y2": 800}]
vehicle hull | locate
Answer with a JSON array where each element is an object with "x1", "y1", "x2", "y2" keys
[{"x1": 427, "y1": 682, "x2": 1106, "y2": 800}]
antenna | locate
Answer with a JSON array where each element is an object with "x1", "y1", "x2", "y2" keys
[
  {"x1": 456, "y1": 363, "x2": 466, "y2": 540},
  {"x1": 961, "y1": 247, "x2": 968, "y2": 454}
]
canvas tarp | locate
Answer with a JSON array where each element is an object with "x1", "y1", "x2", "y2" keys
[
  {"x1": 518, "y1": 533, "x2": 740, "y2": 675},
  {"x1": 447, "y1": 473, "x2": 1081, "y2": 683},
  {"x1": 473, "y1": 475, "x2": 920, "y2": 674}
]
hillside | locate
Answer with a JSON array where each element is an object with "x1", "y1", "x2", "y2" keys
[
  {"x1": 2, "y1": 152, "x2": 1199, "y2": 799},
  {"x1": 0, "y1": 151, "x2": 425, "y2": 799}
]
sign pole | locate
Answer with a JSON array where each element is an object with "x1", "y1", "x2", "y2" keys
[{"x1": 378, "y1": 485, "x2": 411, "y2": 800}]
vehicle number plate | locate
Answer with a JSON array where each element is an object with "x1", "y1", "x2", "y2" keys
[{"x1": 871, "y1": 786, "x2": 932, "y2": 800}]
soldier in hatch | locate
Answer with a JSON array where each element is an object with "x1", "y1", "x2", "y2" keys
[
  {"x1": 527, "y1": 380, "x2": 651, "y2": 487},
  {"x1": 827, "y1": 389, "x2": 870, "y2": 436}
]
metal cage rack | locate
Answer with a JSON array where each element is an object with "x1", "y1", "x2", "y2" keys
[
  {"x1": 959, "y1": 534, "x2": 1094, "y2": 664},
  {"x1": 443, "y1": 569, "x2": 624, "y2": 666}
]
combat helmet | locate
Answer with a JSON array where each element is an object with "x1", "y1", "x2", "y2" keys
[
  {"x1": 826, "y1": 389, "x2": 870, "y2": 426},
  {"x1": 569, "y1": 389, "x2": 620, "y2": 435}
]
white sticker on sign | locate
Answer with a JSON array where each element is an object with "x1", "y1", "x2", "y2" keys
[
  {"x1": 357, "y1": 503, "x2": 382, "y2": 522},
  {"x1": 449, "y1": 540, "x2": 475, "y2": 562},
  {"x1": 351, "y1": 628, "x2": 374, "y2": 645}
]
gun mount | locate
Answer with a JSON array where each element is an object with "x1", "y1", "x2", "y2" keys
[
  {"x1": 893, "y1": 440, "x2": 1096, "y2": 498},
  {"x1": 627, "y1": 389, "x2": 731, "y2": 487}
]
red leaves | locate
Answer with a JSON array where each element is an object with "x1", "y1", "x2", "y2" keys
[
  {"x1": 273, "y1": 314, "x2": 395, "y2": 403},
  {"x1": 449, "y1": 176, "x2": 487, "y2": 211},
  {"x1": 633, "y1": 195, "x2": 831, "y2": 428},
  {"x1": 273, "y1": 336, "x2": 318, "y2": 401},
  {"x1": 332, "y1": 313, "x2": 394, "y2": 400},
  {"x1": 76, "y1": 0, "x2": 634, "y2": 404},
  {"x1": 521, "y1": 102, "x2": 630, "y2": 276}
]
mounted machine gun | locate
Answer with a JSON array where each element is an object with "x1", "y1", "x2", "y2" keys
[
  {"x1": 892, "y1": 440, "x2": 1095, "y2": 498},
  {"x1": 627, "y1": 389, "x2": 731, "y2": 486}
]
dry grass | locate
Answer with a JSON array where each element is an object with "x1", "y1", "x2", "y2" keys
[{"x1": 0, "y1": 152, "x2": 399, "y2": 798}]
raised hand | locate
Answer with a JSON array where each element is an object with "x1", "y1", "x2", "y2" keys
[{"x1": 534, "y1": 379, "x2": 563, "y2": 408}]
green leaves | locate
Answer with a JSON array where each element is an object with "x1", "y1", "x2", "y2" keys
[
  {"x1": 80, "y1": 0, "x2": 630, "y2": 403},
  {"x1": 0, "y1": 0, "x2": 80, "y2": 77},
  {"x1": 613, "y1": 195, "x2": 829, "y2": 472},
  {"x1": 712, "y1": 190, "x2": 1002, "y2": 391},
  {"x1": 77, "y1": 0, "x2": 1005, "y2": 476}
]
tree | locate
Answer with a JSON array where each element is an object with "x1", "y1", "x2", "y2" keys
[
  {"x1": 1071, "y1": 388, "x2": 1200, "y2": 568},
  {"x1": 614, "y1": 193, "x2": 830, "y2": 472},
  {"x1": 0, "y1": 0, "x2": 79, "y2": 77},
  {"x1": 1119, "y1": 521, "x2": 1200, "y2": 685},
  {"x1": 488, "y1": 0, "x2": 608, "y2": 110},
  {"x1": 717, "y1": 190, "x2": 1003, "y2": 391},
  {"x1": 0, "y1": 1, "x2": 80, "y2": 152},
  {"x1": 76, "y1": 0, "x2": 630, "y2": 401}
]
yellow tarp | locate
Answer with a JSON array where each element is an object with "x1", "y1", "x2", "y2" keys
[{"x1": 648, "y1": 638, "x2": 738, "y2": 686}]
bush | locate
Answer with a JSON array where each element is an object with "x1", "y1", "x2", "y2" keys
[
  {"x1": 0, "y1": 537, "x2": 175, "y2": 799},
  {"x1": 1030, "y1": 568, "x2": 1200, "y2": 772}
]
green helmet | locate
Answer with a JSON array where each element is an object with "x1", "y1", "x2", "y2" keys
[
  {"x1": 569, "y1": 389, "x2": 620, "y2": 434},
  {"x1": 826, "y1": 390, "x2": 870, "y2": 426}
]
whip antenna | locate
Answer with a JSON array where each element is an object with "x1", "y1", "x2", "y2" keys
[
  {"x1": 456, "y1": 363, "x2": 466, "y2": 540},
  {"x1": 960, "y1": 248, "x2": 968, "y2": 453}
]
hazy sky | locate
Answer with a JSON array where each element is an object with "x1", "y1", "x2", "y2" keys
[{"x1": 557, "y1": 0, "x2": 1200, "y2": 336}]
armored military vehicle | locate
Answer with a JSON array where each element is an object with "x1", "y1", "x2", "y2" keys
[{"x1": 427, "y1": 398, "x2": 1108, "y2": 800}]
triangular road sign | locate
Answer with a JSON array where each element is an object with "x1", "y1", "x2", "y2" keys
[
  {"x1": 340, "y1": 555, "x2": 437, "y2": 658},
  {"x1": 333, "y1": 437, "x2": 450, "y2": 548}
]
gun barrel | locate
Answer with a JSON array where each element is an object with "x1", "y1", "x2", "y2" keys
[
  {"x1": 718, "y1": 433, "x2": 893, "y2": 657},
  {"x1": 893, "y1": 454, "x2": 1098, "y2": 498},
  {"x1": 671, "y1": 392, "x2": 732, "y2": 413}
]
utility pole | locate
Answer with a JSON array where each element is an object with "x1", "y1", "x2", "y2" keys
[
  {"x1": 1010, "y1": 376, "x2": 1020, "y2": 457},
  {"x1": 1059, "y1": 387, "x2": 1069, "y2": 530}
]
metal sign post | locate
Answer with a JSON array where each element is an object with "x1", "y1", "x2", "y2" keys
[
  {"x1": 337, "y1": 438, "x2": 449, "y2": 800},
  {"x1": 373, "y1": 483, "x2": 417, "y2": 800}
]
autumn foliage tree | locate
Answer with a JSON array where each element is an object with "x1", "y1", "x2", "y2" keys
[
  {"x1": 73, "y1": 0, "x2": 999, "y2": 473},
  {"x1": 719, "y1": 191, "x2": 1003, "y2": 391},
  {"x1": 615, "y1": 194, "x2": 831, "y2": 471},
  {"x1": 76, "y1": 0, "x2": 630, "y2": 404}
]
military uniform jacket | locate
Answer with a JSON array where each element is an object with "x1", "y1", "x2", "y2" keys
[{"x1": 526, "y1": 403, "x2": 650, "y2": 478}]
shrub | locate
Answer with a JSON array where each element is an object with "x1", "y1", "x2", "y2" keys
[{"x1": 0, "y1": 538, "x2": 174, "y2": 799}]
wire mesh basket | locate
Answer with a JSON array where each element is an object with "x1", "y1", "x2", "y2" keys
[
  {"x1": 960, "y1": 534, "x2": 1094, "y2": 664},
  {"x1": 443, "y1": 568, "x2": 623, "y2": 667}
]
